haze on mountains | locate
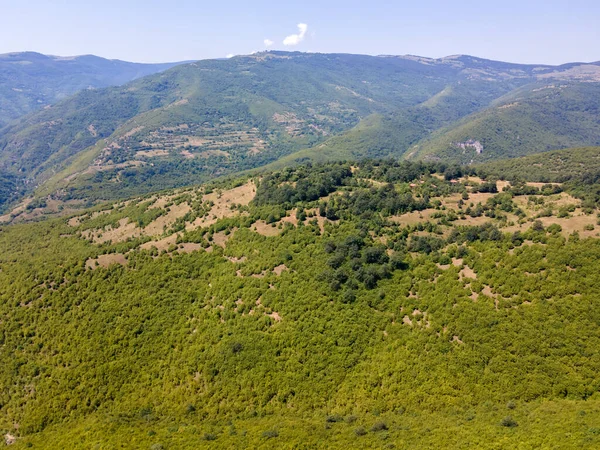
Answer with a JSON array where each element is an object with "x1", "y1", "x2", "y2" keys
[{"x1": 0, "y1": 52, "x2": 186, "y2": 127}]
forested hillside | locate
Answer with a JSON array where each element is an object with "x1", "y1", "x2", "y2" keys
[
  {"x1": 408, "y1": 83, "x2": 600, "y2": 164},
  {"x1": 2, "y1": 52, "x2": 600, "y2": 215},
  {"x1": 479, "y1": 145, "x2": 600, "y2": 182},
  {"x1": 1, "y1": 158, "x2": 600, "y2": 448},
  {"x1": 0, "y1": 52, "x2": 183, "y2": 127}
]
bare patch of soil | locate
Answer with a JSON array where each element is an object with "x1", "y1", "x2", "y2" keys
[
  {"x1": 180, "y1": 150, "x2": 194, "y2": 159},
  {"x1": 268, "y1": 311, "x2": 282, "y2": 322},
  {"x1": 459, "y1": 265, "x2": 477, "y2": 280},
  {"x1": 280, "y1": 209, "x2": 298, "y2": 226},
  {"x1": 252, "y1": 220, "x2": 281, "y2": 236},
  {"x1": 82, "y1": 218, "x2": 141, "y2": 244},
  {"x1": 192, "y1": 181, "x2": 256, "y2": 229},
  {"x1": 140, "y1": 234, "x2": 178, "y2": 252},
  {"x1": 389, "y1": 209, "x2": 437, "y2": 226},
  {"x1": 86, "y1": 253, "x2": 127, "y2": 269},
  {"x1": 273, "y1": 264, "x2": 288, "y2": 275},
  {"x1": 226, "y1": 256, "x2": 247, "y2": 263},
  {"x1": 135, "y1": 149, "x2": 169, "y2": 158},
  {"x1": 452, "y1": 335, "x2": 464, "y2": 344},
  {"x1": 212, "y1": 231, "x2": 231, "y2": 248},
  {"x1": 143, "y1": 202, "x2": 191, "y2": 236},
  {"x1": 178, "y1": 243, "x2": 203, "y2": 254}
]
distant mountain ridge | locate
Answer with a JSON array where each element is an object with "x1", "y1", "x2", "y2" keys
[
  {"x1": 0, "y1": 51, "x2": 186, "y2": 126},
  {"x1": 1, "y1": 50, "x2": 600, "y2": 214}
]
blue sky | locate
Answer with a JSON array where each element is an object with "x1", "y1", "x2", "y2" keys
[{"x1": 0, "y1": 0, "x2": 598, "y2": 64}]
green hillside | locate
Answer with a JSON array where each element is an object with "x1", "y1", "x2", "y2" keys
[
  {"x1": 1, "y1": 159, "x2": 600, "y2": 448},
  {"x1": 407, "y1": 83, "x2": 600, "y2": 164},
  {"x1": 262, "y1": 79, "x2": 527, "y2": 171},
  {"x1": 478, "y1": 146, "x2": 600, "y2": 182},
  {"x1": 0, "y1": 52, "x2": 449, "y2": 209}
]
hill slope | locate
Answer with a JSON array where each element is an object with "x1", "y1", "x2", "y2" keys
[
  {"x1": 1, "y1": 160, "x2": 600, "y2": 448},
  {"x1": 0, "y1": 52, "x2": 184, "y2": 127},
  {"x1": 478, "y1": 146, "x2": 600, "y2": 182},
  {"x1": 406, "y1": 82, "x2": 600, "y2": 164}
]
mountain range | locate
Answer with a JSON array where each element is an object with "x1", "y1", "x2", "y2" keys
[{"x1": 1, "y1": 51, "x2": 600, "y2": 215}]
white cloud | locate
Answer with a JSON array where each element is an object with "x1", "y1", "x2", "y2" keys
[
  {"x1": 264, "y1": 39, "x2": 274, "y2": 48},
  {"x1": 226, "y1": 53, "x2": 235, "y2": 58},
  {"x1": 283, "y1": 23, "x2": 308, "y2": 46}
]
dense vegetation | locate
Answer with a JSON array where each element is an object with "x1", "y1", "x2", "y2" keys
[
  {"x1": 409, "y1": 83, "x2": 600, "y2": 164},
  {"x1": 0, "y1": 173, "x2": 24, "y2": 211},
  {"x1": 1, "y1": 159, "x2": 600, "y2": 448},
  {"x1": 479, "y1": 146, "x2": 600, "y2": 183}
]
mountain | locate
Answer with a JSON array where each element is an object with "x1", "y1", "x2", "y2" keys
[
  {"x1": 2, "y1": 51, "x2": 600, "y2": 215},
  {"x1": 406, "y1": 82, "x2": 600, "y2": 164},
  {"x1": 1, "y1": 159, "x2": 600, "y2": 448},
  {"x1": 0, "y1": 51, "x2": 185, "y2": 127}
]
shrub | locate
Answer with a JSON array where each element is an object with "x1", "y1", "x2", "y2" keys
[
  {"x1": 354, "y1": 427, "x2": 367, "y2": 436},
  {"x1": 203, "y1": 433, "x2": 217, "y2": 441},
  {"x1": 342, "y1": 290, "x2": 356, "y2": 304},
  {"x1": 531, "y1": 220, "x2": 545, "y2": 232},
  {"x1": 262, "y1": 430, "x2": 279, "y2": 439},
  {"x1": 371, "y1": 421, "x2": 388, "y2": 432},
  {"x1": 500, "y1": 416, "x2": 518, "y2": 427},
  {"x1": 326, "y1": 414, "x2": 343, "y2": 423},
  {"x1": 232, "y1": 342, "x2": 243, "y2": 353},
  {"x1": 546, "y1": 224, "x2": 562, "y2": 234}
]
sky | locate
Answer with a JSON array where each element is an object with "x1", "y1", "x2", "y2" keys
[{"x1": 0, "y1": 0, "x2": 598, "y2": 65}]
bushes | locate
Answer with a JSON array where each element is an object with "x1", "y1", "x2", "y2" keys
[
  {"x1": 370, "y1": 421, "x2": 388, "y2": 432},
  {"x1": 326, "y1": 414, "x2": 344, "y2": 423},
  {"x1": 2, "y1": 157, "x2": 600, "y2": 448},
  {"x1": 262, "y1": 430, "x2": 279, "y2": 439},
  {"x1": 254, "y1": 163, "x2": 352, "y2": 206},
  {"x1": 500, "y1": 417, "x2": 518, "y2": 428},
  {"x1": 322, "y1": 238, "x2": 401, "y2": 292},
  {"x1": 354, "y1": 427, "x2": 368, "y2": 436}
]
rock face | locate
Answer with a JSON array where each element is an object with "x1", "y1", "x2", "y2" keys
[{"x1": 455, "y1": 139, "x2": 484, "y2": 154}]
